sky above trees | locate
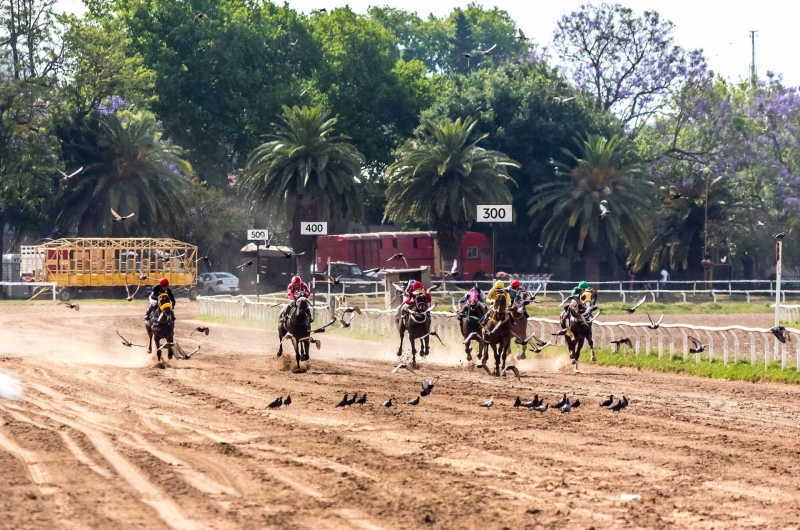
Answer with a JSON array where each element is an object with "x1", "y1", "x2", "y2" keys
[{"x1": 55, "y1": 0, "x2": 800, "y2": 86}]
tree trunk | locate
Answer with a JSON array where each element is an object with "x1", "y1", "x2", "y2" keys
[
  {"x1": 583, "y1": 237, "x2": 601, "y2": 283},
  {"x1": 289, "y1": 199, "x2": 317, "y2": 277},
  {"x1": 435, "y1": 211, "x2": 467, "y2": 277}
]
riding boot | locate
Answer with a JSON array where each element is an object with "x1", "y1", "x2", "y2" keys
[{"x1": 145, "y1": 305, "x2": 154, "y2": 321}]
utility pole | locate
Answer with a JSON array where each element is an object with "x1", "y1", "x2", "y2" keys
[{"x1": 749, "y1": 30, "x2": 758, "y2": 88}]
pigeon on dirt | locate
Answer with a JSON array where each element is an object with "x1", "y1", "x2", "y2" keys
[
  {"x1": 521, "y1": 396, "x2": 538, "y2": 408},
  {"x1": 481, "y1": 396, "x2": 494, "y2": 408},
  {"x1": 346, "y1": 394, "x2": 358, "y2": 406},
  {"x1": 62, "y1": 302, "x2": 79, "y2": 311},
  {"x1": 553, "y1": 393, "x2": 568, "y2": 409},
  {"x1": 513, "y1": 396, "x2": 522, "y2": 408},
  {"x1": 267, "y1": 397, "x2": 283, "y2": 409},
  {"x1": 623, "y1": 296, "x2": 646, "y2": 314},
  {"x1": 284, "y1": 395, "x2": 292, "y2": 406},
  {"x1": 572, "y1": 399, "x2": 581, "y2": 409},
  {"x1": 355, "y1": 393, "x2": 367, "y2": 406},
  {"x1": 335, "y1": 393, "x2": 349, "y2": 408},
  {"x1": 407, "y1": 396, "x2": 420, "y2": 406},
  {"x1": 382, "y1": 397, "x2": 394, "y2": 407},
  {"x1": 533, "y1": 404, "x2": 549, "y2": 413},
  {"x1": 599, "y1": 395, "x2": 614, "y2": 407},
  {"x1": 609, "y1": 396, "x2": 629, "y2": 412},
  {"x1": 560, "y1": 397, "x2": 572, "y2": 414},
  {"x1": 420, "y1": 376, "x2": 439, "y2": 396}
]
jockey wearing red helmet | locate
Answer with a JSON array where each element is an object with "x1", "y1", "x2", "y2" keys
[
  {"x1": 405, "y1": 280, "x2": 431, "y2": 306},
  {"x1": 282, "y1": 275, "x2": 313, "y2": 323},
  {"x1": 145, "y1": 277, "x2": 176, "y2": 321},
  {"x1": 509, "y1": 279, "x2": 524, "y2": 303}
]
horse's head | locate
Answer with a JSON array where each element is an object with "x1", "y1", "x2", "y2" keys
[
  {"x1": 296, "y1": 296, "x2": 309, "y2": 312},
  {"x1": 413, "y1": 295, "x2": 429, "y2": 314},
  {"x1": 493, "y1": 293, "x2": 508, "y2": 316}
]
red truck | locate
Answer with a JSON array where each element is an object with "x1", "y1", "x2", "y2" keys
[{"x1": 315, "y1": 231, "x2": 492, "y2": 280}]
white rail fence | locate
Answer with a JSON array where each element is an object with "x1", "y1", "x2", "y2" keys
[{"x1": 199, "y1": 295, "x2": 800, "y2": 370}]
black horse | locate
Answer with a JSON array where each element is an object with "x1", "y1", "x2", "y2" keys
[
  {"x1": 459, "y1": 287, "x2": 486, "y2": 362},
  {"x1": 278, "y1": 297, "x2": 314, "y2": 371},
  {"x1": 396, "y1": 293, "x2": 431, "y2": 369},
  {"x1": 145, "y1": 293, "x2": 176, "y2": 369},
  {"x1": 481, "y1": 295, "x2": 513, "y2": 376},
  {"x1": 562, "y1": 289, "x2": 599, "y2": 373}
]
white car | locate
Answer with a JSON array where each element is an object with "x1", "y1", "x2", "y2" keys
[{"x1": 198, "y1": 272, "x2": 241, "y2": 296}]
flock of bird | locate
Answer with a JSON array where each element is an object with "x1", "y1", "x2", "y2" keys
[{"x1": 114, "y1": 326, "x2": 209, "y2": 360}]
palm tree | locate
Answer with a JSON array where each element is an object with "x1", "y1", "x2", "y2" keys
[
  {"x1": 239, "y1": 105, "x2": 366, "y2": 275},
  {"x1": 55, "y1": 111, "x2": 192, "y2": 236},
  {"x1": 384, "y1": 117, "x2": 519, "y2": 273},
  {"x1": 528, "y1": 134, "x2": 652, "y2": 282}
]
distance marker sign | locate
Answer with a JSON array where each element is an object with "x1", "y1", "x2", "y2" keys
[
  {"x1": 476, "y1": 205, "x2": 512, "y2": 222},
  {"x1": 300, "y1": 222, "x2": 328, "y2": 235}
]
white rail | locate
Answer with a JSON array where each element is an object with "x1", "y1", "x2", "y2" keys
[
  {"x1": 199, "y1": 296, "x2": 800, "y2": 370},
  {"x1": 0, "y1": 282, "x2": 58, "y2": 302}
]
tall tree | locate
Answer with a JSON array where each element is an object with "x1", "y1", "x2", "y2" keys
[
  {"x1": 528, "y1": 134, "x2": 652, "y2": 281},
  {"x1": 54, "y1": 110, "x2": 192, "y2": 236},
  {"x1": 450, "y1": 11, "x2": 474, "y2": 74},
  {"x1": 554, "y1": 3, "x2": 707, "y2": 135},
  {"x1": 384, "y1": 117, "x2": 519, "y2": 274},
  {"x1": 239, "y1": 105, "x2": 366, "y2": 275}
]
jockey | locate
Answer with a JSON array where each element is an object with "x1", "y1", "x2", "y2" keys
[
  {"x1": 508, "y1": 279, "x2": 525, "y2": 304},
  {"x1": 557, "y1": 280, "x2": 591, "y2": 335},
  {"x1": 457, "y1": 285, "x2": 486, "y2": 319},
  {"x1": 283, "y1": 275, "x2": 313, "y2": 323},
  {"x1": 402, "y1": 279, "x2": 417, "y2": 305},
  {"x1": 145, "y1": 278, "x2": 176, "y2": 321},
  {"x1": 488, "y1": 280, "x2": 511, "y2": 307},
  {"x1": 405, "y1": 281, "x2": 431, "y2": 307}
]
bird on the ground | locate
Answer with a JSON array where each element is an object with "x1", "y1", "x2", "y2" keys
[
  {"x1": 666, "y1": 189, "x2": 688, "y2": 201},
  {"x1": 560, "y1": 397, "x2": 572, "y2": 413},
  {"x1": 284, "y1": 395, "x2": 291, "y2": 406},
  {"x1": 124, "y1": 282, "x2": 141, "y2": 302},
  {"x1": 774, "y1": 231, "x2": 788, "y2": 240},
  {"x1": 386, "y1": 253, "x2": 409, "y2": 268},
  {"x1": 481, "y1": 396, "x2": 494, "y2": 408},
  {"x1": 346, "y1": 394, "x2": 358, "y2": 406},
  {"x1": 647, "y1": 313, "x2": 664, "y2": 330},
  {"x1": 175, "y1": 343, "x2": 200, "y2": 359},
  {"x1": 111, "y1": 208, "x2": 134, "y2": 223},
  {"x1": 57, "y1": 166, "x2": 83, "y2": 181},
  {"x1": 391, "y1": 362, "x2": 416, "y2": 374},
  {"x1": 236, "y1": 260, "x2": 253, "y2": 270},
  {"x1": 554, "y1": 96, "x2": 576, "y2": 106},
  {"x1": 407, "y1": 396, "x2": 420, "y2": 406},
  {"x1": 688, "y1": 336, "x2": 707, "y2": 354},
  {"x1": 195, "y1": 13, "x2": 208, "y2": 20},
  {"x1": 599, "y1": 395, "x2": 614, "y2": 407},
  {"x1": 382, "y1": 397, "x2": 394, "y2": 407},
  {"x1": 771, "y1": 325, "x2": 791, "y2": 344},
  {"x1": 62, "y1": 302, "x2": 79, "y2": 311},
  {"x1": 116, "y1": 331, "x2": 144, "y2": 348},
  {"x1": 278, "y1": 248, "x2": 304, "y2": 258},
  {"x1": 609, "y1": 395, "x2": 629, "y2": 411},
  {"x1": 598, "y1": 200, "x2": 609, "y2": 220},
  {"x1": 521, "y1": 395, "x2": 539, "y2": 408},
  {"x1": 611, "y1": 337, "x2": 633, "y2": 351},
  {"x1": 553, "y1": 393, "x2": 568, "y2": 409},
  {"x1": 438, "y1": 259, "x2": 459, "y2": 278},
  {"x1": 355, "y1": 393, "x2": 367, "y2": 406},
  {"x1": 513, "y1": 396, "x2": 521, "y2": 408},
  {"x1": 477, "y1": 44, "x2": 497, "y2": 55},
  {"x1": 199, "y1": 256, "x2": 212, "y2": 269},
  {"x1": 572, "y1": 399, "x2": 581, "y2": 408},
  {"x1": 267, "y1": 396, "x2": 283, "y2": 409},
  {"x1": 317, "y1": 272, "x2": 343, "y2": 285},
  {"x1": 190, "y1": 326, "x2": 210, "y2": 337},
  {"x1": 500, "y1": 364, "x2": 521, "y2": 382},
  {"x1": 335, "y1": 393, "x2": 349, "y2": 408},
  {"x1": 533, "y1": 403, "x2": 549, "y2": 413},
  {"x1": 623, "y1": 296, "x2": 647, "y2": 314},
  {"x1": 517, "y1": 28, "x2": 528, "y2": 41},
  {"x1": 420, "y1": 376, "x2": 439, "y2": 396}
]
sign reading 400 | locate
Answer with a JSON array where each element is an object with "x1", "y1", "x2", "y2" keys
[
  {"x1": 300, "y1": 222, "x2": 328, "y2": 235},
  {"x1": 476, "y1": 205, "x2": 512, "y2": 223}
]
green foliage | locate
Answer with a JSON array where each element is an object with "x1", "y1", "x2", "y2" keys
[
  {"x1": 384, "y1": 116, "x2": 518, "y2": 267},
  {"x1": 529, "y1": 134, "x2": 653, "y2": 279},
  {"x1": 240, "y1": 105, "x2": 365, "y2": 272},
  {"x1": 54, "y1": 110, "x2": 192, "y2": 236}
]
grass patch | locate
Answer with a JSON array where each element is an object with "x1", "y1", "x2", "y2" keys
[{"x1": 591, "y1": 347, "x2": 800, "y2": 384}]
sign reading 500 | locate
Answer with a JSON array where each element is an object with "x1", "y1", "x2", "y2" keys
[
  {"x1": 301, "y1": 222, "x2": 328, "y2": 235},
  {"x1": 476, "y1": 205, "x2": 512, "y2": 223}
]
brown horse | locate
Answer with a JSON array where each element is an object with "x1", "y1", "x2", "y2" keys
[
  {"x1": 562, "y1": 289, "x2": 599, "y2": 373},
  {"x1": 396, "y1": 294, "x2": 431, "y2": 369},
  {"x1": 145, "y1": 293, "x2": 175, "y2": 369},
  {"x1": 479, "y1": 295, "x2": 513, "y2": 376},
  {"x1": 509, "y1": 289, "x2": 549, "y2": 360}
]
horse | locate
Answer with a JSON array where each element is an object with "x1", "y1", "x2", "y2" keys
[
  {"x1": 562, "y1": 289, "x2": 599, "y2": 373},
  {"x1": 480, "y1": 294, "x2": 513, "y2": 376},
  {"x1": 508, "y1": 288, "x2": 550, "y2": 360},
  {"x1": 145, "y1": 293, "x2": 176, "y2": 369},
  {"x1": 460, "y1": 287, "x2": 487, "y2": 362},
  {"x1": 396, "y1": 292, "x2": 431, "y2": 369},
  {"x1": 278, "y1": 296, "x2": 313, "y2": 371}
]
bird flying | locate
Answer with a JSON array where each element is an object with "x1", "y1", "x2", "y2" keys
[
  {"x1": 438, "y1": 259, "x2": 459, "y2": 278},
  {"x1": 278, "y1": 248, "x2": 304, "y2": 258},
  {"x1": 116, "y1": 331, "x2": 144, "y2": 348},
  {"x1": 517, "y1": 28, "x2": 528, "y2": 41},
  {"x1": 477, "y1": 43, "x2": 497, "y2": 55},
  {"x1": 386, "y1": 253, "x2": 409, "y2": 268},
  {"x1": 175, "y1": 343, "x2": 200, "y2": 360},
  {"x1": 771, "y1": 325, "x2": 791, "y2": 344},
  {"x1": 598, "y1": 200, "x2": 609, "y2": 220},
  {"x1": 199, "y1": 256, "x2": 212, "y2": 269},
  {"x1": 420, "y1": 376, "x2": 439, "y2": 397},
  {"x1": 57, "y1": 166, "x2": 83, "y2": 181},
  {"x1": 110, "y1": 208, "x2": 134, "y2": 223},
  {"x1": 554, "y1": 96, "x2": 576, "y2": 106},
  {"x1": 624, "y1": 296, "x2": 647, "y2": 314},
  {"x1": 190, "y1": 326, "x2": 210, "y2": 337},
  {"x1": 688, "y1": 336, "x2": 707, "y2": 354},
  {"x1": 500, "y1": 364, "x2": 521, "y2": 382},
  {"x1": 62, "y1": 302, "x2": 79, "y2": 311},
  {"x1": 236, "y1": 260, "x2": 253, "y2": 270},
  {"x1": 611, "y1": 337, "x2": 633, "y2": 351},
  {"x1": 391, "y1": 362, "x2": 416, "y2": 374},
  {"x1": 646, "y1": 313, "x2": 664, "y2": 330},
  {"x1": 195, "y1": 13, "x2": 208, "y2": 20},
  {"x1": 124, "y1": 282, "x2": 140, "y2": 302}
]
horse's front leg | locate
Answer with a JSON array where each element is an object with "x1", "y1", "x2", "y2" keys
[
  {"x1": 397, "y1": 325, "x2": 406, "y2": 357},
  {"x1": 586, "y1": 332, "x2": 596, "y2": 362},
  {"x1": 155, "y1": 338, "x2": 164, "y2": 368},
  {"x1": 421, "y1": 335, "x2": 430, "y2": 357},
  {"x1": 492, "y1": 343, "x2": 500, "y2": 376},
  {"x1": 410, "y1": 338, "x2": 418, "y2": 369}
]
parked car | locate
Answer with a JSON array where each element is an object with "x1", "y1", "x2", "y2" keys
[
  {"x1": 198, "y1": 272, "x2": 241, "y2": 296},
  {"x1": 323, "y1": 262, "x2": 383, "y2": 293}
]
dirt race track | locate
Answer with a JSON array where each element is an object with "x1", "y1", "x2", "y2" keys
[{"x1": 1, "y1": 303, "x2": 800, "y2": 529}]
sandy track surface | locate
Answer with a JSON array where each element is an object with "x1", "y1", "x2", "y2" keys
[{"x1": 1, "y1": 303, "x2": 800, "y2": 529}]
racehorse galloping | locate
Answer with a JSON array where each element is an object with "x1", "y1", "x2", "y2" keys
[
  {"x1": 460, "y1": 288, "x2": 486, "y2": 362},
  {"x1": 482, "y1": 295, "x2": 513, "y2": 376},
  {"x1": 508, "y1": 289, "x2": 549, "y2": 360},
  {"x1": 278, "y1": 296, "x2": 312, "y2": 371},
  {"x1": 145, "y1": 293, "x2": 176, "y2": 368},
  {"x1": 562, "y1": 289, "x2": 598, "y2": 373},
  {"x1": 396, "y1": 293, "x2": 431, "y2": 368}
]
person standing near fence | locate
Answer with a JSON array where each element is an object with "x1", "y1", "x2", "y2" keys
[
  {"x1": 660, "y1": 268, "x2": 670, "y2": 289},
  {"x1": 627, "y1": 268, "x2": 635, "y2": 291}
]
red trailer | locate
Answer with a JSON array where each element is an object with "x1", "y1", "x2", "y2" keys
[{"x1": 316, "y1": 231, "x2": 492, "y2": 280}]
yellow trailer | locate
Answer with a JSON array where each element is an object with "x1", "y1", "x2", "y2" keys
[{"x1": 31, "y1": 238, "x2": 199, "y2": 302}]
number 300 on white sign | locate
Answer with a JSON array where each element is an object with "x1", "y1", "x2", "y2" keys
[{"x1": 476, "y1": 205, "x2": 512, "y2": 223}]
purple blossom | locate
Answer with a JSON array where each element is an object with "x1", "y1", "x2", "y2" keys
[{"x1": 98, "y1": 96, "x2": 130, "y2": 115}]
